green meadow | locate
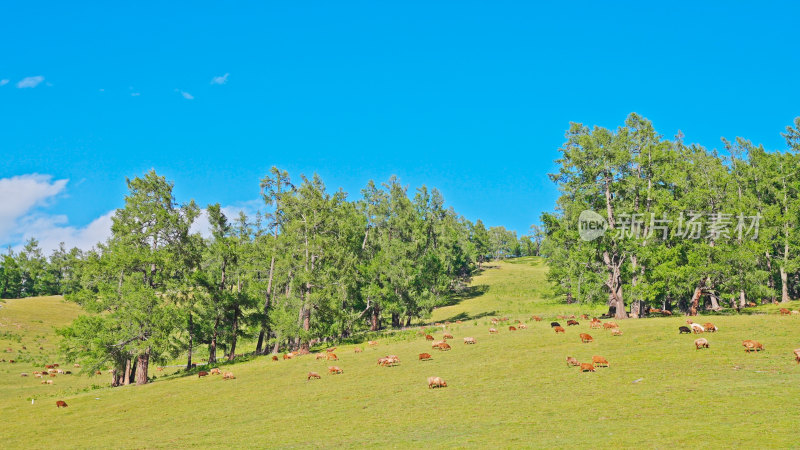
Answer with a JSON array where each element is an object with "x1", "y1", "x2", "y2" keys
[{"x1": 2, "y1": 258, "x2": 799, "y2": 448}]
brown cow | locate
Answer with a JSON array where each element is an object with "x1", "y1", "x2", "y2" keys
[
  {"x1": 427, "y1": 376, "x2": 447, "y2": 388},
  {"x1": 56, "y1": 400, "x2": 68, "y2": 408},
  {"x1": 703, "y1": 323, "x2": 717, "y2": 332},
  {"x1": 327, "y1": 353, "x2": 338, "y2": 361},
  {"x1": 579, "y1": 333, "x2": 594, "y2": 343},
  {"x1": 222, "y1": 372, "x2": 235, "y2": 380},
  {"x1": 661, "y1": 310, "x2": 672, "y2": 316},
  {"x1": 436, "y1": 342, "x2": 452, "y2": 351},
  {"x1": 554, "y1": 326, "x2": 565, "y2": 334},
  {"x1": 580, "y1": 314, "x2": 589, "y2": 320},
  {"x1": 368, "y1": 341, "x2": 379, "y2": 347},
  {"x1": 508, "y1": 326, "x2": 517, "y2": 331},
  {"x1": 590, "y1": 321, "x2": 601, "y2": 329},
  {"x1": 743, "y1": 340, "x2": 764, "y2": 352},
  {"x1": 326, "y1": 347, "x2": 337, "y2": 353},
  {"x1": 315, "y1": 353, "x2": 327, "y2": 360},
  {"x1": 793, "y1": 349, "x2": 800, "y2": 364},
  {"x1": 580, "y1": 363, "x2": 596, "y2": 372},
  {"x1": 603, "y1": 322, "x2": 618, "y2": 329},
  {"x1": 592, "y1": 356, "x2": 609, "y2": 367},
  {"x1": 307, "y1": 372, "x2": 321, "y2": 380},
  {"x1": 283, "y1": 353, "x2": 292, "y2": 360},
  {"x1": 567, "y1": 320, "x2": 579, "y2": 326},
  {"x1": 443, "y1": 333, "x2": 454, "y2": 340},
  {"x1": 328, "y1": 366, "x2": 343, "y2": 374},
  {"x1": 746, "y1": 302, "x2": 756, "y2": 307},
  {"x1": 354, "y1": 347, "x2": 363, "y2": 353},
  {"x1": 419, "y1": 353, "x2": 432, "y2": 361},
  {"x1": 489, "y1": 328, "x2": 498, "y2": 334},
  {"x1": 198, "y1": 371, "x2": 209, "y2": 378},
  {"x1": 780, "y1": 308, "x2": 791, "y2": 315},
  {"x1": 611, "y1": 329, "x2": 623, "y2": 336},
  {"x1": 210, "y1": 368, "x2": 221, "y2": 375},
  {"x1": 566, "y1": 356, "x2": 579, "y2": 367},
  {"x1": 694, "y1": 338, "x2": 709, "y2": 349},
  {"x1": 532, "y1": 315, "x2": 542, "y2": 322},
  {"x1": 463, "y1": 337, "x2": 476, "y2": 344},
  {"x1": 272, "y1": 355, "x2": 279, "y2": 361}
]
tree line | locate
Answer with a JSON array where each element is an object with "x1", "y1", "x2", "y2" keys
[
  {"x1": 51, "y1": 168, "x2": 525, "y2": 385},
  {"x1": 542, "y1": 113, "x2": 800, "y2": 319},
  {"x1": 0, "y1": 240, "x2": 83, "y2": 299}
]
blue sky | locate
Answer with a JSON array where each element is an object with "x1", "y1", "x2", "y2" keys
[{"x1": 2, "y1": 1, "x2": 799, "y2": 252}]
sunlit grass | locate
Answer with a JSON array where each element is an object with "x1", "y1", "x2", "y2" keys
[{"x1": 2, "y1": 260, "x2": 800, "y2": 448}]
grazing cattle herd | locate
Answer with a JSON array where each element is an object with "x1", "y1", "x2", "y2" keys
[{"x1": 3, "y1": 306, "x2": 800, "y2": 410}]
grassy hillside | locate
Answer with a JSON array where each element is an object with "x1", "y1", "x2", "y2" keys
[{"x1": 2, "y1": 258, "x2": 800, "y2": 448}]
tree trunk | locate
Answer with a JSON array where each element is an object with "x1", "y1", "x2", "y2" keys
[
  {"x1": 391, "y1": 313, "x2": 401, "y2": 328},
  {"x1": 123, "y1": 358, "x2": 132, "y2": 386},
  {"x1": 301, "y1": 307, "x2": 311, "y2": 352},
  {"x1": 135, "y1": 348, "x2": 150, "y2": 385},
  {"x1": 781, "y1": 267, "x2": 789, "y2": 303},
  {"x1": 228, "y1": 308, "x2": 239, "y2": 361},
  {"x1": 708, "y1": 293, "x2": 720, "y2": 311},
  {"x1": 186, "y1": 312, "x2": 193, "y2": 370},
  {"x1": 766, "y1": 251, "x2": 776, "y2": 303},
  {"x1": 689, "y1": 285, "x2": 702, "y2": 316},
  {"x1": 370, "y1": 305, "x2": 381, "y2": 331},
  {"x1": 739, "y1": 289, "x2": 747, "y2": 309},
  {"x1": 209, "y1": 316, "x2": 219, "y2": 364},
  {"x1": 256, "y1": 253, "x2": 277, "y2": 354}
]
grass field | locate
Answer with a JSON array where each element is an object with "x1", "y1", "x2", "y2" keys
[{"x1": 2, "y1": 257, "x2": 800, "y2": 448}]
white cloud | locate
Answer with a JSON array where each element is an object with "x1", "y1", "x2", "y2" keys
[
  {"x1": 16, "y1": 76, "x2": 45, "y2": 88},
  {"x1": 0, "y1": 175, "x2": 68, "y2": 241},
  {"x1": 181, "y1": 91, "x2": 194, "y2": 100},
  {"x1": 0, "y1": 79, "x2": 9, "y2": 86},
  {"x1": 0, "y1": 174, "x2": 114, "y2": 254},
  {"x1": 210, "y1": 73, "x2": 229, "y2": 85},
  {"x1": 190, "y1": 200, "x2": 263, "y2": 238},
  {"x1": 16, "y1": 211, "x2": 114, "y2": 254}
]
